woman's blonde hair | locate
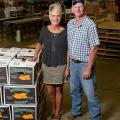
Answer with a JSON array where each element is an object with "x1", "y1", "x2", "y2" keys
[{"x1": 49, "y1": 2, "x2": 62, "y2": 15}]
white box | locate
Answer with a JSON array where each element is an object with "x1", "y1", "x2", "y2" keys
[
  {"x1": 0, "y1": 87, "x2": 3, "y2": 105},
  {"x1": 7, "y1": 47, "x2": 21, "y2": 56},
  {"x1": 0, "y1": 105, "x2": 11, "y2": 120},
  {"x1": 16, "y1": 48, "x2": 42, "y2": 63},
  {"x1": 3, "y1": 85, "x2": 37, "y2": 105},
  {"x1": 0, "y1": 48, "x2": 12, "y2": 59},
  {"x1": 9, "y1": 58, "x2": 37, "y2": 85},
  {"x1": 0, "y1": 54, "x2": 14, "y2": 60},
  {"x1": 0, "y1": 59, "x2": 11, "y2": 85},
  {"x1": 16, "y1": 48, "x2": 35, "y2": 58},
  {"x1": 12, "y1": 105, "x2": 37, "y2": 120},
  {"x1": 0, "y1": 47, "x2": 21, "y2": 60},
  {"x1": 0, "y1": 48, "x2": 10, "y2": 53}
]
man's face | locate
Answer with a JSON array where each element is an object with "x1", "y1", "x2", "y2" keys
[{"x1": 72, "y1": 3, "x2": 85, "y2": 18}]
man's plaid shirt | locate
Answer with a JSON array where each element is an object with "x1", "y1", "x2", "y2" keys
[{"x1": 67, "y1": 16, "x2": 100, "y2": 62}]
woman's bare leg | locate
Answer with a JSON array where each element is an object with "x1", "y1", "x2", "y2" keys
[
  {"x1": 46, "y1": 85, "x2": 56, "y2": 115},
  {"x1": 55, "y1": 84, "x2": 63, "y2": 117}
]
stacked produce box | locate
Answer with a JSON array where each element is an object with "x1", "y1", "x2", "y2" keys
[{"x1": 0, "y1": 47, "x2": 42, "y2": 120}]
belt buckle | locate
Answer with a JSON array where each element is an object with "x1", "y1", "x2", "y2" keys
[{"x1": 72, "y1": 59, "x2": 81, "y2": 63}]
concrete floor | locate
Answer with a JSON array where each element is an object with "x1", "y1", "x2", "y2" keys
[{"x1": 0, "y1": 35, "x2": 120, "y2": 120}]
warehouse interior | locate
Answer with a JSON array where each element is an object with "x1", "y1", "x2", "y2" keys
[{"x1": 0, "y1": 0, "x2": 120, "y2": 120}]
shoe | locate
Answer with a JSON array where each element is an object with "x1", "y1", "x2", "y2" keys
[
  {"x1": 72, "y1": 114, "x2": 82, "y2": 119},
  {"x1": 47, "y1": 113, "x2": 55, "y2": 120},
  {"x1": 52, "y1": 114, "x2": 61, "y2": 120}
]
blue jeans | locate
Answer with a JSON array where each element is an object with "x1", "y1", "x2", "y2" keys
[{"x1": 70, "y1": 60, "x2": 101, "y2": 120}]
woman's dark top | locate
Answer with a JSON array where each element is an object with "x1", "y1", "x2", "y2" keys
[{"x1": 38, "y1": 26, "x2": 68, "y2": 67}]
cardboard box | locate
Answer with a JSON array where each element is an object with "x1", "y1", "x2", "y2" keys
[
  {"x1": 12, "y1": 105, "x2": 37, "y2": 120},
  {"x1": 0, "y1": 54, "x2": 14, "y2": 60},
  {"x1": 16, "y1": 48, "x2": 42, "y2": 63},
  {"x1": 7, "y1": 47, "x2": 21, "y2": 56},
  {"x1": 9, "y1": 58, "x2": 37, "y2": 85},
  {"x1": 16, "y1": 48, "x2": 35, "y2": 58},
  {"x1": 0, "y1": 47, "x2": 21, "y2": 60},
  {"x1": 0, "y1": 105, "x2": 11, "y2": 120},
  {"x1": 0, "y1": 48, "x2": 10, "y2": 53},
  {"x1": 0, "y1": 48, "x2": 11, "y2": 59},
  {"x1": 10, "y1": 7, "x2": 17, "y2": 17},
  {"x1": 0, "y1": 87, "x2": 3, "y2": 105},
  {"x1": 3, "y1": 85, "x2": 37, "y2": 105},
  {"x1": 0, "y1": 59, "x2": 11, "y2": 85}
]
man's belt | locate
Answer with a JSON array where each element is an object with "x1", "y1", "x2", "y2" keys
[{"x1": 72, "y1": 59, "x2": 81, "y2": 63}]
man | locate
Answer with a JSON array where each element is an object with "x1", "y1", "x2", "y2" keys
[{"x1": 67, "y1": 0, "x2": 101, "y2": 120}]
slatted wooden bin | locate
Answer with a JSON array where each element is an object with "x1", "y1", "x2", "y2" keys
[{"x1": 97, "y1": 22, "x2": 120, "y2": 59}]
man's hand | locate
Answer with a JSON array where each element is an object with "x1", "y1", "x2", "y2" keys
[
  {"x1": 83, "y1": 67, "x2": 91, "y2": 80},
  {"x1": 82, "y1": 47, "x2": 97, "y2": 80}
]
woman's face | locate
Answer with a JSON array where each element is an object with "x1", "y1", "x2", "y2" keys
[{"x1": 49, "y1": 9, "x2": 62, "y2": 26}]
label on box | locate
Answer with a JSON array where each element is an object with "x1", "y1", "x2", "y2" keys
[
  {"x1": 0, "y1": 105, "x2": 11, "y2": 120},
  {"x1": 12, "y1": 105, "x2": 36, "y2": 120},
  {"x1": 17, "y1": 48, "x2": 35, "y2": 58},
  {"x1": 4, "y1": 85, "x2": 37, "y2": 105},
  {"x1": 9, "y1": 67, "x2": 33, "y2": 85}
]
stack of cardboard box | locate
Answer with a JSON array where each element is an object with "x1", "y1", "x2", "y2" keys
[{"x1": 0, "y1": 47, "x2": 41, "y2": 120}]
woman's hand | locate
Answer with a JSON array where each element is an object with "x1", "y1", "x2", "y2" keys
[
  {"x1": 28, "y1": 55, "x2": 38, "y2": 61},
  {"x1": 64, "y1": 67, "x2": 70, "y2": 80}
]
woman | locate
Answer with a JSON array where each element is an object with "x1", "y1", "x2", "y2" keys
[{"x1": 32, "y1": 3, "x2": 69, "y2": 120}]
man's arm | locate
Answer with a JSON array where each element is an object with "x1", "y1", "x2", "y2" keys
[
  {"x1": 83, "y1": 46, "x2": 97, "y2": 79},
  {"x1": 87, "y1": 46, "x2": 97, "y2": 70}
]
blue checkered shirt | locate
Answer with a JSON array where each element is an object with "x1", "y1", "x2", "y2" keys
[{"x1": 67, "y1": 16, "x2": 100, "y2": 62}]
